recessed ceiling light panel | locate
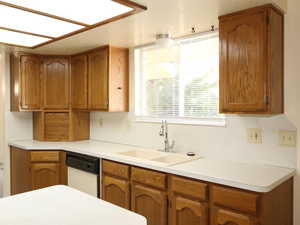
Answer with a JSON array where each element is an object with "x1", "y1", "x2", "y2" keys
[
  {"x1": 3, "y1": 0, "x2": 134, "y2": 25},
  {"x1": 0, "y1": 4, "x2": 84, "y2": 38},
  {"x1": 0, "y1": 29, "x2": 51, "y2": 47}
]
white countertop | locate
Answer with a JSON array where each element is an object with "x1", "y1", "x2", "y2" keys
[
  {"x1": 0, "y1": 185, "x2": 146, "y2": 225},
  {"x1": 9, "y1": 139, "x2": 296, "y2": 193}
]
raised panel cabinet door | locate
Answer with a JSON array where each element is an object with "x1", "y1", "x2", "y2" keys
[
  {"x1": 212, "y1": 207, "x2": 257, "y2": 225},
  {"x1": 42, "y1": 57, "x2": 70, "y2": 109},
  {"x1": 20, "y1": 55, "x2": 41, "y2": 110},
  {"x1": 219, "y1": 10, "x2": 268, "y2": 113},
  {"x1": 102, "y1": 175, "x2": 130, "y2": 209},
  {"x1": 131, "y1": 184, "x2": 167, "y2": 225},
  {"x1": 88, "y1": 48, "x2": 109, "y2": 110},
  {"x1": 171, "y1": 195, "x2": 208, "y2": 225},
  {"x1": 71, "y1": 55, "x2": 88, "y2": 109},
  {"x1": 30, "y1": 163, "x2": 60, "y2": 190}
]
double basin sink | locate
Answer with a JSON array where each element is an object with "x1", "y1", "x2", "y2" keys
[{"x1": 116, "y1": 149, "x2": 200, "y2": 166}]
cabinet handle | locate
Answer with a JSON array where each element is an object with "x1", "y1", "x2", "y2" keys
[
  {"x1": 117, "y1": 87, "x2": 122, "y2": 90},
  {"x1": 264, "y1": 95, "x2": 269, "y2": 105}
]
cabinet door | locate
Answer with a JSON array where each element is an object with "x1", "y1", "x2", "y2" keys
[
  {"x1": 42, "y1": 57, "x2": 70, "y2": 109},
  {"x1": 212, "y1": 207, "x2": 257, "y2": 225},
  {"x1": 171, "y1": 195, "x2": 208, "y2": 225},
  {"x1": 131, "y1": 184, "x2": 167, "y2": 225},
  {"x1": 88, "y1": 48, "x2": 109, "y2": 110},
  {"x1": 71, "y1": 55, "x2": 88, "y2": 109},
  {"x1": 20, "y1": 55, "x2": 41, "y2": 110},
  {"x1": 31, "y1": 163, "x2": 60, "y2": 190},
  {"x1": 219, "y1": 11, "x2": 268, "y2": 113},
  {"x1": 102, "y1": 175, "x2": 130, "y2": 209}
]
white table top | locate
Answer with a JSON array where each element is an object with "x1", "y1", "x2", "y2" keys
[
  {"x1": 9, "y1": 139, "x2": 296, "y2": 193},
  {"x1": 0, "y1": 185, "x2": 146, "y2": 225}
]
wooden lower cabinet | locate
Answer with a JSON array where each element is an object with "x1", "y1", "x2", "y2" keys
[
  {"x1": 10, "y1": 147, "x2": 67, "y2": 195},
  {"x1": 170, "y1": 195, "x2": 208, "y2": 225},
  {"x1": 131, "y1": 184, "x2": 167, "y2": 225},
  {"x1": 102, "y1": 175, "x2": 130, "y2": 209},
  {"x1": 101, "y1": 160, "x2": 293, "y2": 225},
  {"x1": 212, "y1": 207, "x2": 257, "y2": 225},
  {"x1": 31, "y1": 163, "x2": 61, "y2": 190}
]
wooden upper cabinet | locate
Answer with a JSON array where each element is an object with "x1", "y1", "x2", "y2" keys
[
  {"x1": 87, "y1": 46, "x2": 129, "y2": 112},
  {"x1": 42, "y1": 57, "x2": 70, "y2": 109},
  {"x1": 10, "y1": 53, "x2": 41, "y2": 111},
  {"x1": 131, "y1": 184, "x2": 167, "y2": 225},
  {"x1": 219, "y1": 4, "x2": 284, "y2": 114},
  {"x1": 71, "y1": 54, "x2": 88, "y2": 109},
  {"x1": 88, "y1": 48, "x2": 109, "y2": 110}
]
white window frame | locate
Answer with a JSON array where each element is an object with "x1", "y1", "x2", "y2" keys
[{"x1": 134, "y1": 31, "x2": 226, "y2": 127}]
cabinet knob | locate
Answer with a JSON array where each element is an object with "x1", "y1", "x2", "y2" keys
[{"x1": 117, "y1": 87, "x2": 122, "y2": 90}]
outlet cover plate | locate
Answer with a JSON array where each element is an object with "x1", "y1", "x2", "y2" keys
[
  {"x1": 247, "y1": 128, "x2": 262, "y2": 144},
  {"x1": 279, "y1": 130, "x2": 296, "y2": 147}
]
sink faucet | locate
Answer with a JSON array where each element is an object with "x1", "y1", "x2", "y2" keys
[{"x1": 159, "y1": 120, "x2": 175, "y2": 152}]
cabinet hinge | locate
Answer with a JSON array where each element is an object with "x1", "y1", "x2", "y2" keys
[{"x1": 264, "y1": 96, "x2": 269, "y2": 105}]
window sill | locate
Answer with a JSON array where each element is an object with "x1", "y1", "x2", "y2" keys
[{"x1": 134, "y1": 116, "x2": 226, "y2": 127}]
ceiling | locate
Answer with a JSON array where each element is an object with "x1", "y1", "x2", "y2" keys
[{"x1": 2, "y1": 0, "x2": 286, "y2": 55}]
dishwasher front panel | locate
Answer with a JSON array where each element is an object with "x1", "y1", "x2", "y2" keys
[{"x1": 68, "y1": 167, "x2": 99, "y2": 197}]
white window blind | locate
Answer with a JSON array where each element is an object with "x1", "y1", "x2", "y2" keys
[{"x1": 135, "y1": 32, "x2": 224, "y2": 125}]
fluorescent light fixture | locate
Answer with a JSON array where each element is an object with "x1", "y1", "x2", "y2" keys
[
  {"x1": 0, "y1": 29, "x2": 51, "y2": 47},
  {"x1": 3, "y1": 0, "x2": 134, "y2": 25},
  {"x1": 0, "y1": 4, "x2": 83, "y2": 38}
]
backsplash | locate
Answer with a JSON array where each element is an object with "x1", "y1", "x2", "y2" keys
[{"x1": 90, "y1": 112, "x2": 297, "y2": 168}]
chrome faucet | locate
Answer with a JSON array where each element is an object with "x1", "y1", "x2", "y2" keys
[{"x1": 159, "y1": 120, "x2": 175, "y2": 152}]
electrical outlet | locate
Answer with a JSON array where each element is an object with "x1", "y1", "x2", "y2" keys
[
  {"x1": 279, "y1": 130, "x2": 296, "y2": 147},
  {"x1": 247, "y1": 128, "x2": 262, "y2": 144}
]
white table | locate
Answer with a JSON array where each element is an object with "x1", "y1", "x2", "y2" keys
[{"x1": 0, "y1": 185, "x2": 146, "y2": 225}]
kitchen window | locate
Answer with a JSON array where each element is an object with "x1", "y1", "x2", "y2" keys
[{"x1": 134, "y1": 32, "x2": 225, "y2": 126}]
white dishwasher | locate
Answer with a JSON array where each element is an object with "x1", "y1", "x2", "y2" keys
[{"x1": 66, "y1": 152, "x2": 100, "y2": 198}]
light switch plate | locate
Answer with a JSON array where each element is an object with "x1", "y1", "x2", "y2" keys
[
  {"x1": 247, "y1": 128, "x2": 262, "y2": 144},
  {"x1": 279, "y1": 130, "x2": 296, "y2": 147}
]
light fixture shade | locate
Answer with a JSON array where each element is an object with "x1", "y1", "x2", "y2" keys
[{"x1": 156, "y1": 34, "x2": 174, "y2": 48}]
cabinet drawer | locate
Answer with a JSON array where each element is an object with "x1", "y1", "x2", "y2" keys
[
  {"x1": 30, "y1": 151, "x2": 60, "y2": 162},
  {"x1": 212, "y1": 185, "x2": 259, "y2": 214},
  {"x1": 170, "y1": 176, "x2": 208, "y2": 201},
  {"x1": 102, "y1": 160, "x2": 130, "y2": 179},
  {"x1": 131, "y1": 167, "x2": 166, "y2": 190},
  {"x1": 212, "y1": 207, "x2": 257, "y2": 225}
]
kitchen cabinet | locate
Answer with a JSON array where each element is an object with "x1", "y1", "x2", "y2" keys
[
  {"x1": 88, "y1": 47, "x2": 109, "y2": 110},
  {"x1": 131, "y1": 184, "x2": 167, "y2": 225},
  {"x1": 71, "y1": 46, "x2": 129, "y2": 111},
  {"x1": 31, "y1": 163, "x2": 61, "y2": 190},
  {"x1": 33, "y1": 111, "x2": 90, "y2": 141},
  {"x1": 10, "y1": 147, "x2": 67, "y2": 195},
  {"x1": 42, "y1": 57, "x2": 70, "y2": 109},
  {"x1": 170, "y1": 195, "x2": 208, "y2": 225},
  {"x1": 169, "y1": 176, "x2": 208, "y2": 225},
  {"x1": 219, "y1": 4, "x2": 284, "y2": 114},
  {"x1": 10, "y1": 53, "x2": 41, "y2": 111},
  {"x1": 212, "y1": 207, "x2": 257, "y2": 225},
  {"x1": 102, "y1": 175, "x2": 130, "y2": 209},
  {"x1": 101, "y1": 160, "x2": 293, "y2": 225},
  {"x1": 71, "y1": 54, "x2": 88, "y2": 109}
]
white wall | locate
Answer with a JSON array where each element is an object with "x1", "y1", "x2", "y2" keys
[
  {"x1": 1, "y1": 49, "x2": 33, "y2": 196},
  {"x1": 285, "y1": 0, "x2": 300, "y2": 224},
  {"x1": 90, "y1": 48, "x2": 297, "y2": 169}
]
